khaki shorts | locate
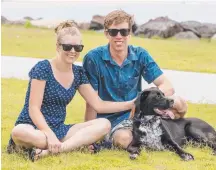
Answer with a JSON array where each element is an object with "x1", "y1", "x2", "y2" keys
[{"x1": 105, "y1": 119, "x2": 133, "y2": 142}]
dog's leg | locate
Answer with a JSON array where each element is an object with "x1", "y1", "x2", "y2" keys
[
  {"x1": 127, "y1": 138, "x2": 141, "y2": 160},
  {"x1": 185, "y1": 122, "x2": 216, "y2": 155},
  {"x1": 161, "y1": 121, "x2": 194, "y2": 161}
]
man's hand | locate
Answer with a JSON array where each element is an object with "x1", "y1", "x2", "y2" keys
[
  {"x1": 129, "y1": 106, "x2": 136, "y2": 119},
  {"x1": 170, "y1": 96, "x2": 188, "y2": 119}
]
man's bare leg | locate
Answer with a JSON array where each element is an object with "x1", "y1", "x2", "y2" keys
[{"x1": 112, "y1": 129, "x2": 133, "y2": 149}]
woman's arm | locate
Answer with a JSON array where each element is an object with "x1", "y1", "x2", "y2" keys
[
  {"x1": 29, "y1": 79, "x2": 53, "y2": 134},
  {"x1": 78, "y1": 84, "x2": 135, "y2": 113},
  {"x1": 29, "y1": 79, "x2": 61, "y2": 153}
]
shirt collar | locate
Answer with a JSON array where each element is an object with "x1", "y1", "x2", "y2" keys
[
  {"x1": 102, "y1": 44, "x2": 138, "y2": 61},
  {"x1": 102, "y1": 44, "x2": 111, "y2": 61}
]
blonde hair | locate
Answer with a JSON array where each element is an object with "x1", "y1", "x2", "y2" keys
[
  {"x1": 55, "y1": 20, "x2": 81, "y2": 44},
  {"x1": 104, "y1": 10, "x2": 133, "y2": 30}
]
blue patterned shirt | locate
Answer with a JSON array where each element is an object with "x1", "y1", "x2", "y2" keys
[{"x1": 83, "y1": 44, "x2": 163, "y2": 127}]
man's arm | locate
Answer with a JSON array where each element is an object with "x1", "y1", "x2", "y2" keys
[
  {"x1": 140, "y1": 49, "x2": 187, "y2": 118},
  {"x1": 152, "y1": 74, "x2": 175, "y2": 96},
  {"x1": 153, "y1": 74, "x2": 187, "y2": 117}
]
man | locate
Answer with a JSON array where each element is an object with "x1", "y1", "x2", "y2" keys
[{"x1": 83, "y1": 10, "x2": 187, "y2": 149}]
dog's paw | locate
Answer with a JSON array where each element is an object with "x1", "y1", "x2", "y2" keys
[
  {"x1": 181, "y1": 153, "x2": 194, "y2": 161},
  {"x1": 212, "y1": 150, "x2": 216, "y2": 156},
  {"x1": 130, "y1": 153, "x2": 138, "y2": 160}
]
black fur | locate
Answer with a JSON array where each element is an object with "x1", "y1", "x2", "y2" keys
[{"x1": 127, "y1": 87, "x2": 216, "y2": 161}]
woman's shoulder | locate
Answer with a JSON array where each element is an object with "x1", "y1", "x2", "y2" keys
[
  {"x1": 35, "y1": 59, "x2": 50, "y2": 67},
  {"x1": 73, "y1": 64, "x2": 89, "y2": 85},
  {"x1": 31, "y1": 60, "x2": 50, "y2": 71},
  {"x1": 73, "y1": 64, "x2": 85, "y2": 76},
  {"x1": 73, "y1": 64, "x2": 84, "y2": 72},
  {"x1": 29, "y1": 59, "x2": 51, "y2": 80}
]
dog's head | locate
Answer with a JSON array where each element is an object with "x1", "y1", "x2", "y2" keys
[{"x1": 134, "y1": 87, "x2": 174, "y2": 119}]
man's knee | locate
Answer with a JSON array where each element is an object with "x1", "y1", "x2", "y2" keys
[
  {"x1": 113, "y1": 129, "x2": 132, "y2": 148},
  {"x1": 96, "y1": 118, "x2": 111, "y2": 135}
]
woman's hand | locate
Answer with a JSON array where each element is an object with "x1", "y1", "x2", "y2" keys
[{"x1": 45, "y1": 131, "x2": 62, "y2": 154}]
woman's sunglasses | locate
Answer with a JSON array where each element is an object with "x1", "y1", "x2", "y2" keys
[
  {"x1": 106, "y1": 29, "x2": 130, "y2": 37},
  {"x1": 59, "y1": 44, "x2": 84, "y2": 52}
]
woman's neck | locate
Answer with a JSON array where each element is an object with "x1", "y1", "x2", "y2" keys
[{"x1": 52, "y1": 57, "x2": 72, "y2": 72}]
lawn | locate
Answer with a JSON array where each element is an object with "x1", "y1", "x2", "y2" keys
[
  {"x1": 1, "y1": 78, "x2": 216, "y2": 170},
  {"x1": 1, "y1": 25, "x2": 216, "y2": 73}
]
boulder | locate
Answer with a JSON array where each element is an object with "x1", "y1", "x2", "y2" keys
[
  {"x1": 31, "y1": 19, "x2": 63, "y2": 28},
  {"x1": 211, "y1": 33, "x2": 216, "y2": 41},
  {"x1": 36, "y1": 17, "x2": 43, "y2": 20},
  {"x1": 78, "y1": 22, "x2": 90, "y2": 30},
  {"x1": 180, "y1": 21, "x2": 216, "y2": 38},
  {"x1": 89, "y1": 15, "x2": 104, "y2": 30},
  {"x1": 132, "y1": 22, "x2": 138, "y2": 34},
  {"x1": 174, "y1": 31, "x2": 199, "y2": 40},
  {"x1": 9, "y1": 20, "x2": 25, "y2": 25},
  {"x1": 1, "y1": 16, "x2": 9, "y2": 24},
  {"x1": 23, "y1": 16, "x2": 34, "y2": 20},
  {"x1": 134, "y1": 16, "x2": 184, "y2": 38},
  {"x1": 89, "y1": 14, "x2": 138, "y2": 33}
]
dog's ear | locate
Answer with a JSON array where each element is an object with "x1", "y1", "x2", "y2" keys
[
  {"x1": 134, "y1": 92, "x2": 142, "y2": 106},
  {"x1": 134, "y1": 92, "x2": 142, "y2": 117},
  {"x1": 140, "y1": 90, "x2": 150, "y2": 102}
]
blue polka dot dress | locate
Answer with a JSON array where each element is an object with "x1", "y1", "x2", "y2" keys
[{"x1": 14, "y1": 60, "x2": 89, "y2": 140}]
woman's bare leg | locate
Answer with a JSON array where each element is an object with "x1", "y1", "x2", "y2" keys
[
  {"x1": 11, "y1": 118, "x2": 111, "y2": 160},
  {"x1": 11, "y1": 124, "x2": 47, "y2": 149},
  {"x1": 60, "y1": 118, "x2": 111, "y2": 152},
  {"x1": 39, "y1": 118, "x2": 111, "y2": 157}
]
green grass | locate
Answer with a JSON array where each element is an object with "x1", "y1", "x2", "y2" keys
[
  {"x1": 1, "y1": 78, "x2": 216, "y2": 170},
  {"x1": 2, "y1": 25, "x2": 216, "y2": 73}
]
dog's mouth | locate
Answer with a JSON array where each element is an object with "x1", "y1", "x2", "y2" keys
[{"x1": 153, "y1": 108, "x2": 175, "y2": 119}]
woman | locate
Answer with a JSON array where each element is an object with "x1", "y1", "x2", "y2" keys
[{"x1": 7, "y1": 20, "x2": 135, "y2": 162}]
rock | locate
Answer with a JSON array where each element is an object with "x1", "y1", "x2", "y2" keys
[
  {"x1": 174, "y1": 31, "x2": 199, "y2": 40},
  {"x1": 89, "y1": 15, "x2": 105, "y2": 30},
  {"x1": 36, "y1": 17, "x2": 43, "y2": 20},
  {"x1": 180, "y1": 21, "x2": 216, "y2": 38},
  {"x1": 180, "y1": 21, "x2": 201, "y2": 38},
  {"x1": 1, "y1": 16, "x2": 9, "y2": 24},
  {"x1": 132, "y1": 22, "x2": 138, "y2": 34},
  {"x1": 211, "y1": 33, "x2": 216, "y2": 41},
  {"x1": 134, "y1": 16, "x2": 184, "y2": 38},
  {"x1": 9, "y1": 20, "x2": 25, "y2": 25},
  {"x1": 23, "y1": 16, "x2": 34, "y2": 20},
  {"x1": 78, "y1": 22, "x2": 90, "y2": 30},
  {"x1": 89, "y1": 14, "x2": 139, "y2": 32},
  {"x1": 31, "y1": 19, "x2": 64, "y2": 28},
  {"x1": 2, "y1": 16, "x2": 25, "y2": 25}
]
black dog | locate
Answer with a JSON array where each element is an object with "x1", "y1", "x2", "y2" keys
[{"x1": 127, "y1": 87, "x2": 216, "y2": 161}]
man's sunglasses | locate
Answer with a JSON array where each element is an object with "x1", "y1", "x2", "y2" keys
[
  {"x1": 59, "y1": 44, "x2": 84, "y2": 52},
  {"x1": 106, "y1": 29, "x2": 130, "y2": 37}
]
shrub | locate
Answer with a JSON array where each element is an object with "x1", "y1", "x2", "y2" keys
[{"x1": 24, "y1": 20, "x2": 32, "y2": 28}]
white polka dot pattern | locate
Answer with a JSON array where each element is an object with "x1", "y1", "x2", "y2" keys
[{"x1": 15, "y1": 60, "x2": 89, "y2": 140}]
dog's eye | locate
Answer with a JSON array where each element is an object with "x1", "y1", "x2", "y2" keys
[{"x1": 156, "y1": 94, "x2": 161, "y2": 98}]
